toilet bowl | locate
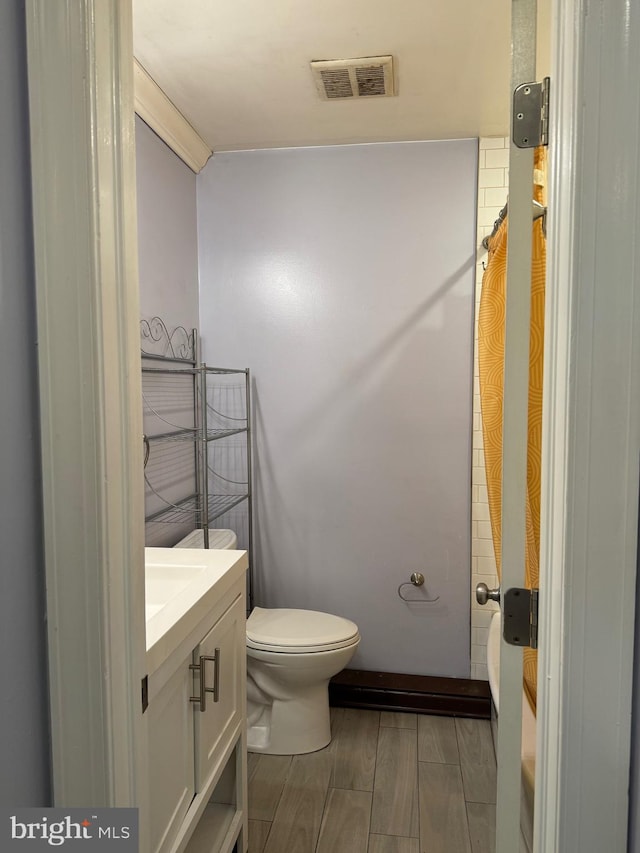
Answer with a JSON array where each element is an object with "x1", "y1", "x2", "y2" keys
[
  {"x1": 174, "y1": 529, "x2": 361, "y2": 755},
  {"x1": 246, "y1": 607, "x2": 360, "y2": 755}
]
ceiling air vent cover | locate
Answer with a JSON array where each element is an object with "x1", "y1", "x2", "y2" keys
[{"x1": 311, "y1": 56, "x2": 395, "y2": 100}]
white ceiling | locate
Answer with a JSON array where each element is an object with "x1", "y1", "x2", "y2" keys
[{"x1": 133, "y1": 0, "x2": 550, "y2": 153}]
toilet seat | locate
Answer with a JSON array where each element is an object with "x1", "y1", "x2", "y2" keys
[{"x1": 246, "y1": 607, "x2": 360, "y2": 654}]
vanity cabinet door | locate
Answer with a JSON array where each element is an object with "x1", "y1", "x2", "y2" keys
[
  {"x1": 193, "y1": 593, "x2": 245, "y2": 792},
  {"x1": 147, "y1": 654, "x2": 196, "y2": 853}
]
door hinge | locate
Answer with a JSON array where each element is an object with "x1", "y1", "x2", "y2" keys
[
  {"x1": 141, "y1": 675, "x2": 149, "y2": 713},
  {"x1": 513, "y1": 77, "x2": 550, "y2": 148},
  {"x1": 503, "y1": 588, "x2": 539, "y2": 649}
]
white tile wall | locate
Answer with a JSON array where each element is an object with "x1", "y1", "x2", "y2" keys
[{"x1": 470, "y1": 137, "x2": 509, "y2": 680}]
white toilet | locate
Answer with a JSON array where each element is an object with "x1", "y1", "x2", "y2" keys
[
  {"x1": 174, "y1": 528, "x2": 361, "y2": 755},
  {"x1": 246, "y1": 606, "x2": 360, "y2": 754}
]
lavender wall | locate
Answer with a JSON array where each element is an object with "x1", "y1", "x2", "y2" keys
[
  {"x1": 135, "y1": 116, "x2": 199, "y2": 332},
  {"x1": 135, "y1": 117, "x2": 201, "y2": 547},
  {"x1": 197, "y1": 140, "x2": 477, "y2": 676}
]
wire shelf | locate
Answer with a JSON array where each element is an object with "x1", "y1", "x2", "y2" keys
[
  {"x1": 144, "y1": 492, "x2": 249, "y2": 525},
  {"x1": 140, "y1": 317, "x2": 197, "y2": 362},
  {"x1": 146, "y1": 426, "x2": 248, "y2": 443},
  {"x1": 139, "y1": 317, "x2": 254, "y2": 608}
]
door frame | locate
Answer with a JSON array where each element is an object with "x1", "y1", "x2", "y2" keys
[
  {"x1": 25, "y1": 0, "x2": 147, "y2": 837},
  {"x1": 25, "y1": 1, "x2": 640, "y2": 851},
  {"x1": 536, "y1": 0, "x2": 640, "y2": 850}
]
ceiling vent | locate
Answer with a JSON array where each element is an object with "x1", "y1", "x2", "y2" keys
[{"x1": 311, "y1": 56, "x2": 395, "y2": 100}]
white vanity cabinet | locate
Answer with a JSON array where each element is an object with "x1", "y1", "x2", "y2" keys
[
  {"x1": 145, "y1": 560, "x2": 248, "y2": 853},
  {"x1": 148, "y1": 653, "x2": 196, "y2": 853},
  {"x1": 194, "y1": 595, "x2": 245, "y2": 791}
]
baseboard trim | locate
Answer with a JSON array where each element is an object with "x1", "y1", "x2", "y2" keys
[{"x1": 329, "y1": 669, "x2": 491, "y2": 719}]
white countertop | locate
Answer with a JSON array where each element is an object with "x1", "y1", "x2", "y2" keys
[{"x1": 145, "y1": 547, "x2": 248, "y2": 675}]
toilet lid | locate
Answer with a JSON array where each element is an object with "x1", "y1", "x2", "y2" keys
[{"x1": 246, "y1": 607, "x2": 360, "y2": 653}]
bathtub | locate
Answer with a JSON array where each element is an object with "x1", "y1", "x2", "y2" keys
[{"x1": 487, "y1": 611, "x2": 536, "y2": 853}]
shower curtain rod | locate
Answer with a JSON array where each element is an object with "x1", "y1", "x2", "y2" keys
[{"x1": 482, "y1": 199, "x2": 547, "y2": 250}]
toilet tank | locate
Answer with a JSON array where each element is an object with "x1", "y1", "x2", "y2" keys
[{"x1": 174, "y1": 528, "x2": 237, "y2": 550}]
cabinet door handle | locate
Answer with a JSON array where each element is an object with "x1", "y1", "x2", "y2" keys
[
  {"x1": 189, "y1": 650, "x2": 220, "y2": 712},
  {"x1": 212, "y1": 648, "x2": 220, "y2": 703}
]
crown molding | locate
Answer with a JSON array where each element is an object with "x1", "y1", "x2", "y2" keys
[{"x1": 133, "y1": 59, "x2": 212, "y2": 173}]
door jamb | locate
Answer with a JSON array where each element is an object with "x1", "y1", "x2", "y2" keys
[
  {"x1": 25, "y1": 0, "x2": 147, "y2": 832},
  {"x1": 536, "y1": 1, "x2": 640, "y2": 850}
]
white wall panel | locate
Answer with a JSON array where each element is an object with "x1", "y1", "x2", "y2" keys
[{"x1": 198, "y1": 140, "x2": 477, "y2": 676}]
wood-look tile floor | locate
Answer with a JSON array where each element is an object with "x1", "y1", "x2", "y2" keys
[{"x1": 247, "y1": 709, "x2": 497, "y2": 853}]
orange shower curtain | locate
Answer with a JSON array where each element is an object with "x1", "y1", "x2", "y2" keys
[{"x1": 478, "y1": 148, "x2": 546, "y2": 715}]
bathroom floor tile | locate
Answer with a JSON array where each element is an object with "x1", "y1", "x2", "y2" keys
[
  {"x1": 466, "y1": 802, "x2": 496, "y2": 853},
  {"x1": 417, "y1": 714, "x2": 459, "y2": 764},
  {"x1": 370, "y1": 726, "x2": 419, "y2": 838},
  {"x1": 455, "y1": 718, "x2": 497, "y2": 804},
  {"x1": 330, "y1": 706, "x2": 344, "y2": 726},
  {"x1": 380, "y1": 711, "x2": 418, "y2": 730},
  {"x1": 329, "y1": 708, "x2": 379, "y2": 791},
  {"x1": 248, "y1": 751, "x2": 261, "y2": 776},
  {"x1": 246, "y1": 708, "x2": 500, "y2": 853},
  {"x1": 368, "y1": 834, "x2": 420, "y2": 853},
  {"x1": 248, "y1": 819, "x2": 271, "y2": 853},
  {"x1": 248, "y1": 753, "x2": 293, "y2": 821},
  {"x1": 315, "y1": 788, "x2": 371, "y2": 853},
  {"x1": 459, "y1": 761, "x2": 497, "y2": 805},
  {"x1": 263, "y1": 748, "x2": 333, "y2": 853},
  {"x1": 418, "y1": 762, "x2": 471, "y2": 853},
  {"x1": 455, "y1": 718, "x2": 495, "y2": 766}
]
